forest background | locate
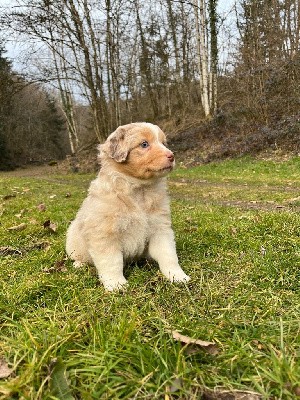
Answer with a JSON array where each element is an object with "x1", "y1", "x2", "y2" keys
[{"x1": 0, "y1": 0, "x2": 299, "y2": 171}]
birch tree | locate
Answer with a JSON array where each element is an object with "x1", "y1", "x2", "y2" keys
[
  {"x1": 52, "y1": 48, "x2": 79, "y2": 154},
  {"x1": 209, "y1": 0, "x2": 218, "y2": 115},
  {"x1": 193, "y1": 0, "x2": 218, "y2": 118}
]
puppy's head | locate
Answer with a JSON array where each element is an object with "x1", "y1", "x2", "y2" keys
[{"x1": 99, "y1": 123, "x2": 175, "y2": 180}]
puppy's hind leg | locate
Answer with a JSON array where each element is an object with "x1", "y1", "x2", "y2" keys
[
  {"x1": 73, "y1": 260, "x2": 85, "y2": 269},
  {"x1": 89, "y1": 245, "x2": 127, "y2": 291},
  {"x1": 66, "y1": 221, "x2": 91, "y2": 265}
]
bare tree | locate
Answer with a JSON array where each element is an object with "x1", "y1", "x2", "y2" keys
[
  {"x1": 1, "y1": 0, "x2": 224, "y2": 141},
  {"x1": 134, "y1": 0, "x2": 160, "y2": 118},
  {"x1": 209, "y1": 0, "x2": 218, "y2": 115},
  {"x1": 194, "y1": 0, "x2": 210, "y2": 117}
]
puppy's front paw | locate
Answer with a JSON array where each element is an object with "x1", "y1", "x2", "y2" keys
[
  {"x1": 171, "y1": 271, "x2": 190, "y2": 283},
  {"x1": 162, "y1": 267, "x2": 190, "y2": 283},
  {"x1": 101, "y1": 276, "x2": 128, "y2": 292}
]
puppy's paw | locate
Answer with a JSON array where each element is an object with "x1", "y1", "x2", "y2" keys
[
  {"x1": 171, "y1": 272, "x2": 190, "y2": 283},
  {"x1": 73, "y1": 260, "x2": 85, "y2": 269},
  {"x1": 163, "y1": 268, "x2": 190, "y2": 283},
  {"x1": 102, "y1": 276, "x2": 128, "y2": 292}
]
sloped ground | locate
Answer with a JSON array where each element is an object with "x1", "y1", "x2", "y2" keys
[
  {"x1": 169, "y1": 117, "x2": 300, "y2": 167},
  {"x1": 3, "y1": 114, "x2": 300, "y2": 175}
]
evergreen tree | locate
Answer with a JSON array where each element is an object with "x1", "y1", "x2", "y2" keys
[
  {"x1": 0, "y1": 44, "x2": 14, "y2": 170},
  {"x1": 40, "y1": 92, "x2": 67, "y2": 160}
]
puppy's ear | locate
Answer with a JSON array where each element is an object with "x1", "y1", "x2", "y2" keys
[
  {"x1": 99, "y1": 127, "x2": 129, "y2": 163},
  {"x1": 108, "y1": 127, "x2": 128, "y2": 162}
]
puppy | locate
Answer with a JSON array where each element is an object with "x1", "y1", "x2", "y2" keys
[{"x1": 66, "y1": 122, "x2": 190, "y2": 291}]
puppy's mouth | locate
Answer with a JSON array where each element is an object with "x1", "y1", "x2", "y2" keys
[{"x1": 147, "y1": 165, "x2": 174, "y2": 174}]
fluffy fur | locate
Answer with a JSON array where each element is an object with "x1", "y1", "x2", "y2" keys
[{"x1": 66, "y1": 122, "x2": 190, "y2": 291}]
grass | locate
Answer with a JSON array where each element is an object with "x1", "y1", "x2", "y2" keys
[{"x1": 0, "y1": 157, "x2": 300, "y2": 399}]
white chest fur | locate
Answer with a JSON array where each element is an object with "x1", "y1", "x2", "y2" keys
[{"x1": 113, "y1": 184, "x2": 170, "y2": 259}]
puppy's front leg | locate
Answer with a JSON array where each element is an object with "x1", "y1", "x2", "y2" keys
[
  {"x1": 89, "y1": 247, "x2": 127, "y2": 291},
  {"x1": 148, "y1": 231, "x2": 190, "y2": 283}
]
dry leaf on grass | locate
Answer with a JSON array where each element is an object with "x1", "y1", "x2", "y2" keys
[
  {"x1": 0, "y1": 246, "x2": 23, "y2": 256},
  {"x1": 7, "y1": 222, "x2": 27, "y2": 231},
  {"x1": 230, "y1": 226, "x2": 238, "y2": 236},
  {"x1": 28, "y1": 241, "x2": 51, "y2": 252},
  {"x1": 43, "y1": 220, "x2": 58, "y2": 232},
  {"x1": 260, "y1": 246, "x2": 267, "y2": 256},
  {"x1": 14, "y1": 209, "x2": 26, "y2": 218},
  {"x1": 294, "y1": 386, "x2": 300, "y2": 396},
  {"x1": 0, "y1": 359, "x2": 13, "y2": 379},
  {"x1": 172, "y1": 182, "x2": 188, "y2": 187},
  {"x1": 285, "y1": 382, "x2": 300, "y2": 397},
  {"x1": 43, "y1": 259, "x2": 67, "y2": 273},
  {"x1": 202, "y1": 388, "x2": 262, "y2": 400},
  {"x1": 3, "y1": 194, "x2": 16, "y2": 200},
  {"x1": 170, "y1": 330, "x2": 219, "y2": 355},
  {"x1": 0, "y1": 242, "x2": 50, "y2": 257},
  {"x1": 37, "y1": 203, "x2": 46, "y2": 212}
]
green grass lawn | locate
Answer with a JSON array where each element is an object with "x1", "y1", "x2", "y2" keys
[{"x1": 1, "y1": 157, "x2": 300, "y2": 399}]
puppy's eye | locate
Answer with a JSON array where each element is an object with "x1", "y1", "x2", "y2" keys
[{"x1": 140, "y1": 141, "x2": 149, "y2": 148}]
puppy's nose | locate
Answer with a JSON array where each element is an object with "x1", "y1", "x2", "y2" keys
[{"x1": 167, "y1": 152, "x2": 175, "y2": 163}]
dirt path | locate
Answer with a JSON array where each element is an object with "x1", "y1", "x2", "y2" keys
[
  {"x1": 2, "y1": 164, "x2": 300, "y2": 212},
  {"x1": 0, "y1": 164, "x2": 64, "y2": 178}
]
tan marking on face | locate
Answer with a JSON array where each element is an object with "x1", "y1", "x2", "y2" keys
[{"x1": 113, "y1": 126, "x2": 174, "y2": 180}]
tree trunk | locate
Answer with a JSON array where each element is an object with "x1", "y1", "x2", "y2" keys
[
  {"x1": 135, "y1": 0, "x2": 159, "y2": 118},
  {"x1": 209, "y1": 0, "x2": 218, "y2": 115},
  {"x1": 194, "y1": 0, "x2": 210, "y2": 117}
]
